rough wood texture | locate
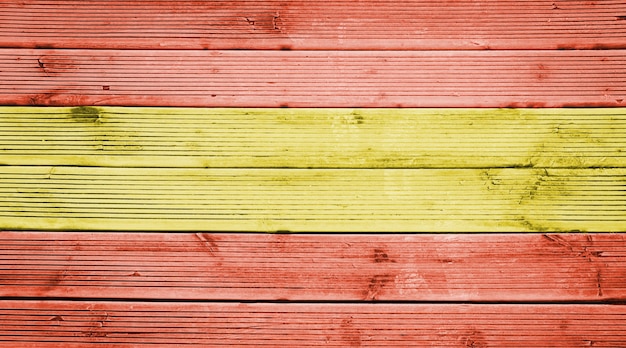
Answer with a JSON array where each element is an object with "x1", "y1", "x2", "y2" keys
[
  {"x1": 1, "y1": 0, "x2": 625, "y2": 346},
  {"x1": 0, "y1": 232, "x2": 623, "y2": 302},
  {"x1": 1, "y1": 107, "x2": 624, "y2": 168},
  {"x1": 1, "y1": 166, "x2": 624, "y2": 232},
  {"x1": 0, "y1": 301, "x2": 624, "y2": 347},
  {"x1": 1, "y1": 0, "x2": 625, "y2": 50},
  {"x1": 1, "y1": 49, "x2": 624, "y2": 108}
]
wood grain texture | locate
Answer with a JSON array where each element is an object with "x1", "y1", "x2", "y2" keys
[
  {"x1": 0, "y1": 232, "x2": 623, "y2": 302},
  {"x1": 1, "y1": 0, "x2": 625, "y2": 50},
  {"x1": 1, "y1": 49, "x2": 624, "y2": 108},
  {"x1": 0, "y1": 301, "x2": 624, "y2": 347},
  {"x1": 1, "y1": 107, "x2": 625, "y2": 168},
  {"x1": 0, "y1": 166, "x2": 624, "y2": 232}
]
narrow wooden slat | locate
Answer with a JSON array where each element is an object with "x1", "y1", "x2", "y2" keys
[
  {"x1": 1, "y1": 49, "x2": 624, "y2": 108},
  {"x1": 0, "y1": 232, "x2": 623, "y2": 302},
  {"x1": 0, "y1": 166, "x2": 623, "y2": 232},
  {"x1": 1, "y1": 0, "x2": 625, "y2": 50},
  {"x1": 0, "y1": 301, "x2": 624, "y2": 347},
  {"x1": 1, "y1": 107, "x2": 624, "y2": 168}
]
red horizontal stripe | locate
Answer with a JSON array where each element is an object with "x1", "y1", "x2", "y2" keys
[
  {"x1": 1, "y1": 49, "x2": 624, "y2": 107},
  {"x1": 1, "y1": 0, "x2": 625, "y2": 49},
  {"x1": 0, "y1": 232, "x2": 623, "y2": 302},
  {"x1": 0, "y1": 301, "x2": 624, "y2": 347}
]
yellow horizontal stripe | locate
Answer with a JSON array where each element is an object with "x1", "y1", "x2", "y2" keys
[
  {"x1": 1, "y1": 107, "x2": 624, "y2": 168},
  {"x1": 0, "y1": 166, "x2": 623, "y2": 232}
]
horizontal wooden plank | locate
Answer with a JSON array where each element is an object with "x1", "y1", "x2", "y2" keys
[
  {"x1": 0, "y1": 166, "x2": 624, "y2": 232},
  {"x1": 1, "y1": 49, "x2": 624, "y2": 108},
  {"x1": 0, "y1": 301, "x2": 624, "y2": 347},
  {"x1": 0, "y1": 232, "x2": 623, "y2": 302},
  {"x1": 1, "y1": 0, "x2": 625, "y2": 50},
  {"x1": 1, "y1": 107, "x2": 624, "y2": 168}
]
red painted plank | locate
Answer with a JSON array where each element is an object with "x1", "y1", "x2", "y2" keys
[
  {"x1": 1, "y1": 0, "x2": 625, "y2": 50},
  {"x1": 0, "y1": 301, "x2": 624, "y2": 347},
  {"x1": 1, "y1": 49, "x2": 624, "y2": 108},
  {"x1": 0, "y1": 232, "x2": 623, "y2": 302}
]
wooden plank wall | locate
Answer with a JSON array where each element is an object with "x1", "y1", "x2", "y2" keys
[{"x1": 1, "y1": 1, "x2": 626, "y2": 346}]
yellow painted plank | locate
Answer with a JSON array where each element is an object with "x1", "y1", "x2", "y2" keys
[
  {"x1": 0, "y1": 107, "x2": 624, "y2": 168},
  {"x1": 0, "y1": 166, "x2": 623, "y2": 232}
]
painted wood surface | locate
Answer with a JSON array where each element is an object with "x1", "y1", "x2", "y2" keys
[
  {"x1": 1, "y1": 0, "x2": 625, "y2": 346},
  {"x1": 1, "y1": 166, "x2": 624, "y2": 232},
  {"x1": 1, "y1": 0, "x2": 625, "y2": 50},
  {"x1": 0, "y1": 232, "x2": 623, "y2": 302},
  {"x1": 1, "y1": 106, "x2": 625, "y2": 168},
  {"x1": 0, "y1": 301, "x2": 624, "y2": 347},
  {"x1": 1, "y1": 49, "x2": 625, "y2": 108}
]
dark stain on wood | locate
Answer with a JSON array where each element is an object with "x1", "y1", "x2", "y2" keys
[
  {"x1": 364, "y1": 274, "x2": 392, "y2": 300},
  {"x1": 34, "y1": 44, "x2": 54, "y2": 49},
  {"x1": 438, "y1": 258, "x2": 456, "y2": 264},
  {"x1": 47, "y1": 269, "x2": 67, "y2": 287},
  {"x1": 373, "y1": 248, "x2": 395, "y2": 263},
  {"x1": 518, "y1": 216, "x2": 552, "y2": 232},
  {"x1": 590, "y1": 43, "x2": 615, "y2": 50},
  {"x1": 69, "y1": 106, "x2": 102, "y2": 124},
  {"x1": 340, "y1": 318, "x2": 363, "y2": 347}
]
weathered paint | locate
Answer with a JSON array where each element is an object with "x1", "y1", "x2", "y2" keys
[
  {"x1": 0, "y1": 166, "x2": 623, "y2": 232},
  {"x1": 0, "y1": 232, "x2": 622, "y2": 302},
  {"x1": 0, "y1": 301, "x2": 624, "y2": 347},
  {"x1": 1, "y1": 107, "x2": 624, "y2": 168},
  {"x1": 1, "y1": 0, "x2": 625, "y2": 345},
  {"x1": 2, "y1": 0, "x2": 625, "y2": 50},
  {"x1": 1, "y1": 49, "x2": 624, "y2": 107}
]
